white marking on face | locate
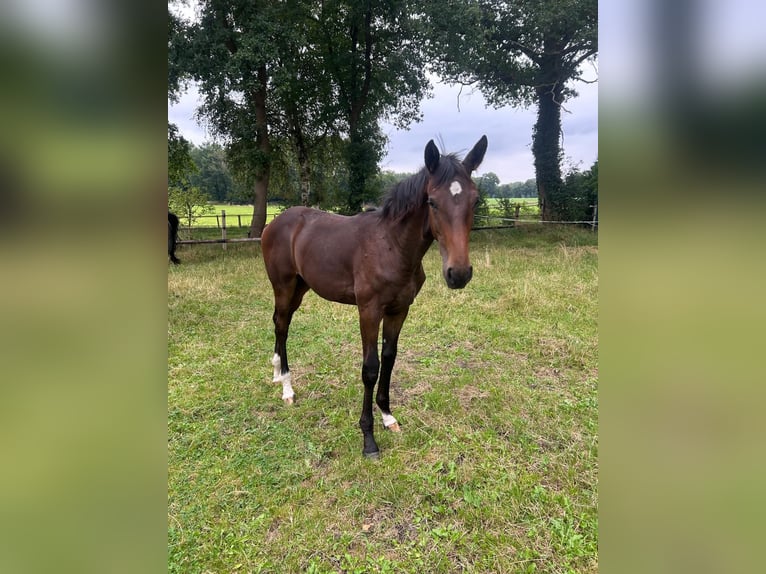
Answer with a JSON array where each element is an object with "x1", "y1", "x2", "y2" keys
[
  {"x1": 381, "y1": 412, "x2": 398, "y2": 428},
  {"x1": 449, "y1": 181, "x2": 462, "y2": 196}
]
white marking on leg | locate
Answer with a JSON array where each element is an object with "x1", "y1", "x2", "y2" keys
[
  {"x1": 449, "y1": 181, "x2": 462, "y2": 196},
  {"x1": 381, "y1": 412, "x2": 398, "y2": 428},
  {"x1": 279, "y1": 371, "x2": 295, "y2": 402},
  {"x1": 271, "y1": 354, "x2": 294, "y2": 403}
]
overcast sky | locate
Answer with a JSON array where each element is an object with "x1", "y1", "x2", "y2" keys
[{"x1": 168, "y1": 71, "x2": 598, "y2": 185}]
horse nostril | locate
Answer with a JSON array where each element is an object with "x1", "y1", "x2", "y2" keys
[{"x1": 447, "y1": 267, "x2": 453, "y2": 280}]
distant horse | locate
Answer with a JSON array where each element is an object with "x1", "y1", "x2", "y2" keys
[
  {"x1": 168, "y1": 211, "x2": 180, "y2": 264},
  {"x1": 262, "y1": 136, "x2": 488, "y2": 457}
]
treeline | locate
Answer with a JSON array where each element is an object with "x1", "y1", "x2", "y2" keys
[
  {"x1": 172, "y1": 141, "x2": 549, "y2": 207},
  {"x1": 173, "y1": 135, "x2": 596, "y2": 225},
  {"x1": 475, "y1": 173, "x2": 537, "y2": 198}
]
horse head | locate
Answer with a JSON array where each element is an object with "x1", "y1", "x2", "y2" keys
[{"x1": 423, "y1": 135, "x2": 488, "y2": 289}]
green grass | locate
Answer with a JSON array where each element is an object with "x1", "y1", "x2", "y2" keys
[
  {"x1": 185, "y1": 200, "x2": 539, "y2": 232},
  {"x1": 182, "y1": 204, "x2": 282, "y2": 230},
  {"x1": 168, "y1": 225, "x2": 598, "y2": 573}
]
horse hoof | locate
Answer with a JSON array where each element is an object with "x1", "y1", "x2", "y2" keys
[
  {"x1": 385, "y1": 422, "x2": 401, "y2": 432},
  {"x1": 283, "y1": 396, "x2": 294, "y2": 405},
  {"x1": 363, "y1": 450, "x2": 380, "y2": 460}
]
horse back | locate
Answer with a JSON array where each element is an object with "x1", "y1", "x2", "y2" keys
[{"x1": 262, "y1": 207, "x2": 368, "y2": 304}]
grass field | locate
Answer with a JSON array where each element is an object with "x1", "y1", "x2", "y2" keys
[
  {"x1": 181, "y1": 199, "x2": 541, "y2": 232},
  {"x1": 168, "y1": 225, "x2": 598, "y2": 573}
]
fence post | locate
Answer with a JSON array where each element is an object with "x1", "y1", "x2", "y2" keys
[
  {"x1": 238, "y1": 214, "x2": 242, "y2": 228},
  {"x1": 514, "y1": 204, "x2": 520, "y2": 220},
  {"x1": 221, "y1": 210, "x2": 227, "y2": 250},
  {"x1": 591, "y1": 204, "x2": 598, "y2": 232}
]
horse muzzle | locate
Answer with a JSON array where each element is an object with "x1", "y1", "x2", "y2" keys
[{"x1": 445, "y1": 265, "x2": 473, "y2": 289}]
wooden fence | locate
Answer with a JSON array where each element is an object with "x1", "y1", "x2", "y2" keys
[{"x1": 177, "y1": 205, "x2": 598, "y2": 248}]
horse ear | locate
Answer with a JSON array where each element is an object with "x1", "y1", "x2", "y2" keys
[
  {"x1": 463, "y1": 135, "x2": 488, "y2": 173},
  {"x1": 424, "y1": 140, "x2": 440, "y2": 173}
]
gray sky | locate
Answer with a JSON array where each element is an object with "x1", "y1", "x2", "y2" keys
[
  {"x1": 379, "y1": 73, "x2": 598, "y2": 182},
  {"x1": 168, "y1": 71, "x2": 598, "y2": 184}
]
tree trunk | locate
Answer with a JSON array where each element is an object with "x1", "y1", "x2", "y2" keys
[
  {"x1": 251, "y1": 176, "x2": 269, "y2": 237},
  {"x1": 345, "y1": 124, "x2": 368, "y2": 213},
  {"x1": 343, "y1": 7, "x2": 374, "y2": 214},
  {"x1": 532, "y1": 58, "x2": 564, "y2": 222},
  {"x1": 293, "y1": 124, "x2": 312, "y2": 207},
  {"x1": 298, "y1": 152, "x2": 311, "y2": 207},
  {"x1": 249, "y1": 65, "x2": 271, "y2": 238}
]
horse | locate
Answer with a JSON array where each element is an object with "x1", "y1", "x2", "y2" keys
[
  {"x1": 168, "y1": 211, "x2": 181, "y2": 264},
  {"x1": 261, "y1": 136, "x2": 488, "y2": 458}
]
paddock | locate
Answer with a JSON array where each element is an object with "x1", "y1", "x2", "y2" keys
[{"x1": 168, "y1": 225, "x2": 598, "y2": 573}]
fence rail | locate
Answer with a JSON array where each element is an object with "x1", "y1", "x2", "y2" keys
[{"x1": 176, "y1": 207, "x2": 598, "y2": 247}]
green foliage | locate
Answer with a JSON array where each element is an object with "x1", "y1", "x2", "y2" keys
[
  {"x1": 343, "y1": 122, "x2": 386, "y2": 213},
  {"x1": 374, "y1": 170, "x2": 414, "y2": 197},
  {"x1": 188, "y1": 143, "x2": 236, "y2": 203},
  {"x1": 167, "y1": 123, "x2": 196, "y2": 189},
  {"x1": 168, "y1": 8, "x2": 188, "y2": 103},
  {"x1": 319, "y1": 0, "x2": 430, "y2": 212},
  {"x1": 548, "y1": 159, "x2": 598, "y2": 223},
  {"x1": 475, "y1": 172, "x2": 500, "y2": 197},
  {"x1": 497, "y1": 196, "x2": 514, "y2": 218},
  {"x1": 168, "y1": 185, "x2": 215, "y2": 229},
  {"x1": 498, "y1": 178, "x2": 537, "y2": 198},
  {"x1": 474, "y1": 174, "x2": 492, "y2": 219},
  {"x1": 171, "y1": 0, "x2": 432, "y2": 218},
  {"x1": 426, "y1": 0, "x2": 597, "y2": 107}
]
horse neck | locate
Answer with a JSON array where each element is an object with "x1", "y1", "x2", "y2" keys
[{"x1": 385, "y1": 202, "x2": 434, "y2": 265}]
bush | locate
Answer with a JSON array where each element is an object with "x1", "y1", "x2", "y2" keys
[{"x1": 549, "y1": 160, "x2": 598, "y2": 223}]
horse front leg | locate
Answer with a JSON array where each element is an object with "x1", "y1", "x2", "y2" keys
[
  {"x1": 358, "y1": 306, "x2": 383, "y2": 458},
  {"x1": 377, "y1": 310, "x2": 409, "y2": 432}
]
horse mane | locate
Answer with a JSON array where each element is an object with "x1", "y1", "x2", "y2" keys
[{"x1": 380, "y1": 153, "x2": 465, "y2": 221}]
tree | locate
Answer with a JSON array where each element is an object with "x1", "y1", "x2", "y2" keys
[
  {"x1": 375, "y1": 170, "x2": 413, "y2": 197},
  {"x1": 476, "y1": 172, "x2": 500, "y2": 197},
  {"x1": 168, "y1": 9, "x2": 196, "y2": 201},
  {"x1": 171, "y1": 0, "x2": 432, "y2": 226},
  {"x1": 319, "y1": 0, "x2": 430, "y2": 213},
  {"x1": 271, "y1": 1, "x2": 344, "y2": 208},
  {"x1": 168, "y1": 185, "x2": 215, "y2": 230},
  {"x1": 168, "y1": 123, "x2": 196, "y2": 190},
  {"x1": 425, "y1": 0, "x2": 597, "y2": 220},
  {"x1": 189, "y1": 143, "x2": 235, "y2": 203},
  {"x1": 505, "y1": 178, "x2": 537, "y2": 198},
  {"x1": 551, "y1": 159, "x2": 597, "y2": 223},
  {"x1": 173, "y1": 0, "x2": 292, "y2": 237}
]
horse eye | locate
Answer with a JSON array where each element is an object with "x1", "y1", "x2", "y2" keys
[{"x1": 427, "y1": 198, "x2": 437, "y2": 210}]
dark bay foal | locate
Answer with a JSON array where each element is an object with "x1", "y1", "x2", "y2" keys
[{"x1": 261, "y1": 136, "x2": 488, "y2": 457}]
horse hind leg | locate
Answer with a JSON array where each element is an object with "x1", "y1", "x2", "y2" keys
[
  {"x1": 271, "y1": 276, "x2": 309, "y2": 404},
  {"x1": 271, "y1": 351, "x2": 293, "y2": 404}
]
